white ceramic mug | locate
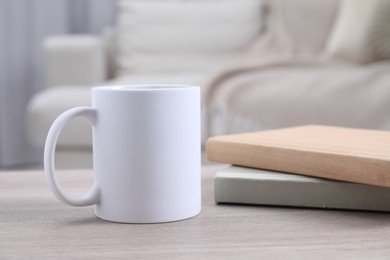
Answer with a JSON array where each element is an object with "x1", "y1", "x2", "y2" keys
[{"x1": 44, "y1": 85, "x2": 201, "y2": 223}]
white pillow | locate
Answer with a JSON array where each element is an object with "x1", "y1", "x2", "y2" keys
[
  {"x1": 325, "y1": 0, "x2": 389, "y2": 64},
  {"x1": 115, "y1": 0, "x2": 263, "y2": 75}
]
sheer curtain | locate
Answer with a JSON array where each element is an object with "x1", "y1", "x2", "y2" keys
[{"x1": 0, "y1": 0, "x2": 117, "y2": 167}]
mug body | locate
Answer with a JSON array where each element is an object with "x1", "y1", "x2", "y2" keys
[{"x1": 91, "y1": 85, "x2": 201, "y2": 223}]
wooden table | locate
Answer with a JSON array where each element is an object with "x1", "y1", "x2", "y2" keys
[{"x1": 1, "y1": 166, "x2": 390, "y2": 259}]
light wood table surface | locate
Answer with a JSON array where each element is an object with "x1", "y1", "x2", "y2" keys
[{"x1": 1, "y1": 166, "x2": 390, "y2": 259}]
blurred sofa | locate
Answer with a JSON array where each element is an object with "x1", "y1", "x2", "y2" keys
[
  {"x1": 27, "y1": 0, "x2": 390, "y2": 168},
  {"x1": 27, "y1": 0, "x2": 264, "y2": 167},
  {"x1": 205, "y1": 0, "x2": 390, "y2": 137}
]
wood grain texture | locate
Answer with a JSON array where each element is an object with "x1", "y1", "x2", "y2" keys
[
  {"x1": 206, "y1": 125, "x2": 390, "y2": 188},
  {"x1": 1, "y1": 166, "x2": 390, "y2": 259}
]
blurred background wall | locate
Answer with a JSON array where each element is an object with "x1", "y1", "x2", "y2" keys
[{"x1": 0, "y1": 0, "x2": 117, "y2": 167}]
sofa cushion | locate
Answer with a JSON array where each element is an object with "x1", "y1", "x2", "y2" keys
[
  {"x1": 108, "y1": 72, "x2": 204, "y2": 86},
  {"x1": 263, "y1": 0, "x2": 340, "y2": 55},
  {"x1": 325, "y1": 0, "x2": 390, "y2": 64},
  {"x1": 27, "y1": 87, "x2": 92, "y2": 148},
  {"x1": 115, "y1": 0, "x2": 263, "y2": 75}
]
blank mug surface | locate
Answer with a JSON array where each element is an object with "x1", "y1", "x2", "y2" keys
[{"x1": 44, "y1": 85, "x2": 201, "y2": 223}]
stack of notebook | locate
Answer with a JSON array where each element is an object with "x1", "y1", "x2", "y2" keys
[{"x1": 206, "y1": 125, "x2": 390, "y2": 212}]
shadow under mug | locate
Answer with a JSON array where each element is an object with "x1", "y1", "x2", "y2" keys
[{"x1": 44, "y1": 85, "x2": 201, "y2": 223}]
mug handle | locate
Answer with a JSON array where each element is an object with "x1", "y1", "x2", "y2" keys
[{"x1": 44, "y1": 106, "x2": 100, "y2": 206}]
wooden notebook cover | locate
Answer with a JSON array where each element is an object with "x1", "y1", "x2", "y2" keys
[{"x1": 206, "y1": 125, "x2": 390, "y2": 188}]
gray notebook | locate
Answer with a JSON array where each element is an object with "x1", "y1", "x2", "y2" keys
[{"x1": 215, "y1": 166, "x2": 390, "y2": 212}]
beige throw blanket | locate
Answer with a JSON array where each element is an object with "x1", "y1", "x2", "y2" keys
[{"x1": 203, "y1": 55, "x2": 390, "y2": 137}]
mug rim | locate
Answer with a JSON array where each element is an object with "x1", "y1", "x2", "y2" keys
[{"x1": 93, "y1": 85, "x2": 199, "y2": 91}]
